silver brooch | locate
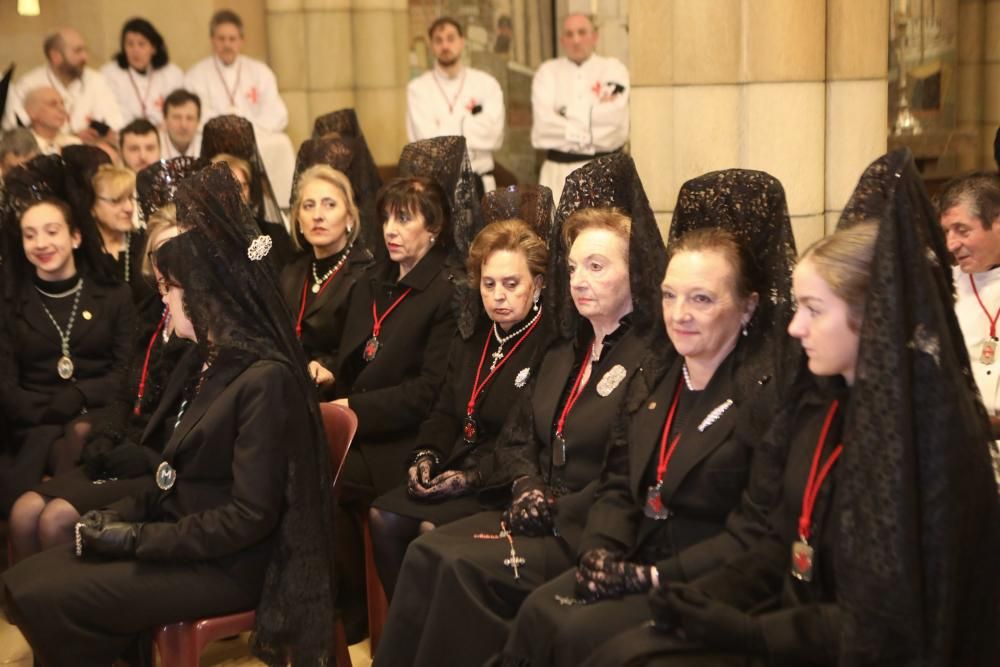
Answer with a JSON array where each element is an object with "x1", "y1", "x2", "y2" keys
[
  {"x1": 156, "y1": 461, "x2": 177, "y2": 490},
  {"x1": 514, "y1": 367, "x2": 531, "y2": 388},
  {"x1": 247, "y1": 234, "x2": 273, "y2": 261},
  {"x1": 697, "y1": 399, "x2": 734, "y2": 432},
  {"x1": 596, "y1": 364, "x2": 627, "y2": 397}
]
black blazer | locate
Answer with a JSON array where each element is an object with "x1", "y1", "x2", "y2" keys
[
  {"x1": 108, "y1": 353, "x2": 303, "y2": 588},
  {"x1": 0, "y1": 278, "x2": 135, "y2": 428},
  {"x1": 579, "y1": 349, "x2": 779, "y2": 582},
  {"x1": 491, "y1": 323, "x2": 647, "y2": 548},
  {"x1": 279, "y1": 243, "x2": 374, "y2": 387},
  {"x1": 691, "y1": 384, "x2": 847, "y2": 664},
  {"x1": 334, "y1": 244, "x2": 457, "y2": 494}
]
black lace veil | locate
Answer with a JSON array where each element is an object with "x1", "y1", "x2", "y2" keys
[
  {"x1": 668, "y1": 168, "x2": 800, "y2": 403},
  {"x1": 136, "y1": 157, "x2": 208, "y2": 221},
  {"x1": 199, "y1": 115, "x2": 284, "y2": 226},
  {"x1": 833, "y1": 148, "x2": 999, "y2": 665},
  {"x1": 398, "y1": 136, "x2": 485, "y2": 337},
  {"x1": 546, "y1": 152, "x2": 667, "y2": 341},
  {"x1": 154, "y1": 163, "x2": 336, "y2": 665},
  {"x1": 482, "y1": 184, "x2": 555, "y2": 239},
  {"x1": 312, "y1": 108, "x2": 363, "y2": 141}
]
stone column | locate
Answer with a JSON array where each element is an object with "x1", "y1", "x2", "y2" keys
[
  {"x1": 957, "y1": 0, "x2": 985, "y2": 171},
  {"x1": 984, "y1": 0, "x2": 1000, "y2": 166},
  {"x1": 628, "y1": 0, "x2": 889, "y2": 249}
]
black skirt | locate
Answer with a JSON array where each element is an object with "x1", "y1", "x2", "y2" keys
[
  {"x1": 371, "y1": 483, "x2": 499, "y2": 526},
  {"x1": 33, "y1": 467, "x2": 155, "y2": 513}
]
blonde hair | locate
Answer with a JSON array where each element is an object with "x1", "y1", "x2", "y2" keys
[
  {"x1": 92, "y1": 164, "x2": 135, "y2": 200},
  {"x1": 142, "y1": 203, "x2": 178, "y2": 281},
  {"x1": 562, "y1": 207, "x2": 631, "y2": 251},
  {"x1": 799, "y1": 221, "x2": 879, "y2": 332},
  {"x1": 290, "y1": 164, "x2": 360, "y2": 251},
  {"x1": 210, "y1": 153, "x2": 252, "y2": 182},
  {"x1": 467, "y1": 219, "x2": 548, "y2": 286}
]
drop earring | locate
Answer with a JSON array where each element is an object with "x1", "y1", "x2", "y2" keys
[
  {"x1": 532, "y1": 293, "x2": 540, "y2": 311},
  {"x1": 741, "y1": 322, "x2": 749, "y2": 337}
]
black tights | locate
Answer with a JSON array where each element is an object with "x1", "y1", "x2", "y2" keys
[{"x1": 368, "y1": 507, "x2": 435, "y2": 600}]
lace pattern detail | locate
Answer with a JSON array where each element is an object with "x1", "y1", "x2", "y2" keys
[
  {"x1": 482, "y1": 184, "x2": 555, "y2": 239},
  {"x1": 136, "y1": 157, "x2": 208, "y2": 220}
]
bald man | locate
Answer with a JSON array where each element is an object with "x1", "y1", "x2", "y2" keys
[
  {"x1": 531, "y1": 14, "x2": 629, "y2": 204},
  {"x1": 23, "y1": 86, "x2": 81, "y2": 155},
  {"x1": 3, "y1": 27, "x2": 123, "y2": 142}
]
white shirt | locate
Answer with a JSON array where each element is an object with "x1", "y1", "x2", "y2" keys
[
  {"x1": 954, "y1": 265, "x2": 1000, "y2": 416},
  {"x1": 184, "y1": 55, "x2": 287, "y2": 133},
  {"x1": 99, "y1": 62, "x2": 185, "y2": 127},
  {"x1": 159, "y1": 129, "x2": 202, "y2": 159},
  {"x1": 406, "y1": 66, "x2": 504, "y2": 176},
  {"x1": 531, "y1": 54, "x2": 629, "y2": 155},
  {"x1": 31, "y1": 129, "x2": 81, "y2": 155},
  {"x1": 3, "y1": 65, "x2": 124, "y2": 133}
]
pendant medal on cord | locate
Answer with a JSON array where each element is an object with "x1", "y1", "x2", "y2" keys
[{"x1": 364, "y1": 287, "x2": 413, "y2": 362}]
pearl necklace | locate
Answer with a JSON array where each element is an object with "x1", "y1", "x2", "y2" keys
[
  {"x1": 122, "y1": 232, "x2": 131, "y2": 284},
  {"x1": 490, "y1": 307, "x2": 543, "y2": 371},
  {"x1": 682, "y1": 362, "x2": 695, "y2": 391},
  {"x1": 310, "y1": 242, "x2": 353, "y2": 294}
]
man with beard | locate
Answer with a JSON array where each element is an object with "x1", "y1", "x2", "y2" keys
[
  {"x1": 406, "y1": 16, "x2": 505, "y2": 194},
  {"x1": 185, "y1": 9, "x2": 295, "y2": 206},
  {"x1": 3, "y1": 28, "x2": 123, "y2": 144},
  {"x1": 119, "y1": 118, "x2": 161, "y2": 172}
]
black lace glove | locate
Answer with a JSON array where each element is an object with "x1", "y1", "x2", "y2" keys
[
  {"x1": 659, "y1": 583, "x2": 765, "y2": 653},
  {"x1": 410, "y1": 469, "x2": 480, "y2": 501},
  {"x1": 406, "y1": 451, "x2": 438, "y2": 497},
  {"x1": 40, "y1": 386, "x2": 85, "y2": 424},
  {"x1": 80, "y1": 434, "x2": 117, "y2": 480},
  {"x1": 574, "y1": 548, "x2": 655, "y2": 601},
  {"x1": 103, "y1": 442, "x2": 155, "y2": 478},
  {"x1": 502, "y1": 477, "x2": 556, "y2": 536},
  {"x1": 77, "y1": 509, "x2": 141, "y2": 558}
]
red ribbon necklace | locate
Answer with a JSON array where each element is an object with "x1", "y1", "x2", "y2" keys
[
  {"x1": 432, "y1": 68, "x2": 467, "y2": 114},
  {"x1": 134, "y1": 310, "x2": 168, "y2": 415},
  {"x1": 127, "y1": 68, "x2": 154, "y2": 119},
  {"x1": 969, "y1": 274, "x2": 1000, "y2": 338},
  {"x1": 642, "y1": 376, "x2": 685, "y2": 518},
  {"x1": 295, "y1": 259, "x2": 349, "y2": 339},
  {"x1": 552, "y1": 341, "x2": 594, "y2": 466},
  {"x1": 790, "y1": 399, "x2": 844, "y2": 581},
  {"x1": 363, "y1": 288, "x2": 413, "y2": 362},
  {"x1": 462, "y1": 312, "x2": 542, "y2": 444},
  {"x1": 213, "y1": 57, "x2": 242, "y2": 108}
]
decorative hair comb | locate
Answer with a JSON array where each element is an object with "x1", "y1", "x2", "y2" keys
[{"x1": 247, "y1": 234, "x2": 273, "y2": 261}]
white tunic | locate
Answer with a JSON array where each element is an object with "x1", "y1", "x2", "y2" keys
[
  {"x1": 31, "y1": 129, "x2": 81, "y2": 156},
  {"x1": 99, "y1": 62, "x2": 185, "y2": 127},
  {"x1": 954, "y1": 265, "x2": 1000, "y2": 415},
  {"x1": 406, "y1": 66, "x2": 505, "y2": 180},
  {"x1": 2, "y1": 65, "x2": 124, "y2": 133}
]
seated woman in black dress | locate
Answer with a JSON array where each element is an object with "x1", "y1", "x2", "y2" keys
[
  {"x1": 0, "y1": 157, "x2": 135, "y2": 515},
  {"x1": 280, "y1": 164, "x2": 374, "y2": 398},
  {"x1": 373, "y1": 153, "x2": 667, "y2": 667},
  {"x1": 582, "y1": 151, "x2": 1000, "y2": 666},
  {"x1": 7, "y1": 201, "x2": 192, "y2": 562},
  {"x1": 2, "y1": 163, "x2": 337, "y2": 666},
  {"x1": 501, "y1": 168, "x2": 800, "y2": 667},
  {"x1": 370, "y1": 193, "x2": 552, "y2": 597}
]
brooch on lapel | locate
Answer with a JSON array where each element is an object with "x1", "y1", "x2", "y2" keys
[
  {"x1": 514, "y1": 367, "x2": 531, "y2": 388},
  {"x1": 596, "y1": 364, "x2": 627, "y2": 397},
  {"x1": 697, "y1": 399, "x2": 734, "y2": 432}
]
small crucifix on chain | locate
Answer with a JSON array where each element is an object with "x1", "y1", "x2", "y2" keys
[
  {"x1": 490, "y1": 349, "x2": 504, "y2": 372},
  {"x1": 504, "y1": 549, "x2": 526, "y2": 579}
]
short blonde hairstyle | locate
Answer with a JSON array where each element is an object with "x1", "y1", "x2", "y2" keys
[
  {"x1": 142, "y1": 203, "x2": 178, "y2": 281},
  {"x1": 210, "y1": 153, "x2": 252, "y2": 182},
  {"x1": 799, "y1": 221, "x2": 879, "y2": 332},
  {"x1": 92, "y1": 164, "x2": 135, "y2": 200},
  {"x1": 290, "y1": 164, "x2": 360, "y2": 251}
]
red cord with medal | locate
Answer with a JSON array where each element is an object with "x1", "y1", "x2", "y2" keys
[
  {"x1": 552, "y1": 341, "x2": 594, "y2": 467},
  {"x1": 969, "y1": 274, "x2": 1000, "y2": 364},
  {"x1": 363, "y1": 288, "x2": 413, "y2": 362},
  {"x1": 644, "y1": 377, "x2": 686, "y2": 519},
  {"x1": 134, "y1": 310, "x2": 168, "y2": 415},
  {"x1": 463, "y1": 313, "x2": 542, "y2": 444},
  {"x1": 295, "y1": 250, "x2": 352, "y2": 339},
  {"x1": 790, "y1": 399, "x2": 844, "y2": 582}
]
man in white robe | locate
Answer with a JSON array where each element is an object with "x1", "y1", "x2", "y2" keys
[
  {"x1": 184, "y1": 10, "x2": 294, "y2": 207},
  {"x1": 23, "y1": 86, "x2": 81, "y2": 156},
  {"x1": 406, "y1": 16, "x2": 505, "y2": 194},
  {"x1": 3, "y1": 28, "x2": 124, "y2": 145},
  {"x1": 159, "y1": 89, "x2": 202, "y2": 159},
  {"x1": 531, "y1": 14, "x2": 628, "y2": 204}
]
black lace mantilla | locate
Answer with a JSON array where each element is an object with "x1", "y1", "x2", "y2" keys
[
  {"x1": 482, "y1": 184, "x2": 555, "y2": 239},
  {"x1": 136, "y1": 157, "x2": 208, "y2": 220}
]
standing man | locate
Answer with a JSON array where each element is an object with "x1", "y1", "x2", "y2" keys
[
  {"x1": 119, "y1": 118, "x2": 161, "y2": 172},
  {"x1": 531, "y1": 14, "x2": 628, "y2": 204},
  {"x1": 185, "y1": 9, "x2": 295, "y2": 206},
  {"x1": 160, "y1": 89, "x2": 202, "y2": 159},
  {"x1": 3, "y1": 28, "x2": 123, "y2": 144},
  {"x1": 407, "y1": 16, "x2": 505, "y2": 194}
]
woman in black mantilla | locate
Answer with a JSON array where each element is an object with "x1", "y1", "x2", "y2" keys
[
  {"x1": 279, "y1": 136, "x2": 376, "y2": 398},
  {"x1": 500, "y1": 169, "x2": 800, "y2": 667},
  {"x1": 201, "y1": 114, "x2": 295, "y2": 267},
  {"x1": 369, "y1": 185, "x2": 554, "y2": 599},
  {"x1": 6, "y1": 158, "x2": 205, "y2": 563},
  {"x1": 373, "y1": 152, "x2": 667, "y2": 667},
  {"x1": 2, "y1": 163, "x2": 338, "y2": 666},
  {"x1": 583, "y1": 149, "x2": 1000, "y2": 667},
  {"x1": 0, "y1": 155, "x2": 135, "y2": 515}
]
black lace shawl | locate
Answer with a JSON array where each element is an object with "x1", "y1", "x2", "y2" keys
[
  {"x1": 136, "y1": 157, "x2": 208, "y2": 220},
  {"x1": 154, "y1": 163, "x2": 336, "y2": 665},
  {"x1": 312, "y1": 108, "x2": 363, "y2": 141},
  {"x1": 482, "y1": 184, "x2": 555, "y2": 239},
  {"x1": 833, "y1": 149, "x2": 999, "y2": 665},
  {"x1": 398, "y1": 136, "x2": 485, "y2": 338},
  {"x1": 199, "y1": 115, "x2": 284, "y2": 226},
  {"x1": 61, "y1": 145, "x2": 124, "y2": 287},
  {"x1": 546, "y1": 152, "x2": 667, "y2": 341},
  {"x1": 668, "y1": 168, "x2": 801, "y2": 428}
]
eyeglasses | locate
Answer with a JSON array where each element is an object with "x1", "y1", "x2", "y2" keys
[{"x1": 96, "y1": 194, "x2": 137, "y2": 207}]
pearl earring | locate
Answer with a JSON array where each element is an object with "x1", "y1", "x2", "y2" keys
[
  {"x1": 741, "y1": 322, "x2": 749, "y2": 337},
  {"x1": 532, "y1": 293, "x2": 540, "y2": 311},
  {"x1": 347, "y1": 224, "x2": 353, "y2": 234}
]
